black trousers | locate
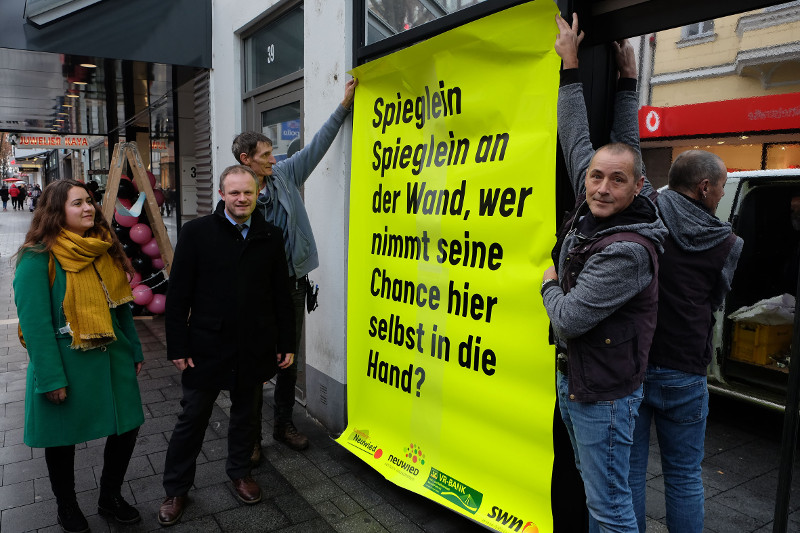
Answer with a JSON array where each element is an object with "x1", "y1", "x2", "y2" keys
[
  {"x1": 253, "y1": 276, "x2": 307, "y2": 444},
  {"x1": 45, "y1": 427, "x2": 139, "y2": 503},
  {"x1": 163, "y1": 384, "x2": 257, "y2": 496}
]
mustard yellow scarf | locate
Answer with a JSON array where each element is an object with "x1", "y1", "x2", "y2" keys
[{"x1": 51, "y1": 229, "x2": 133, "y2": 350}]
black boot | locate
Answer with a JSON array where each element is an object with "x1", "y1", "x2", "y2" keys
[
  {"x1": 97, "y1": 492, "x2": 141, "y2": 524},
  {"x1": 57, "y1": 500, "x2": 89, "y2": 533},
  {"x1": 97, "y1": 428, "x2": 140, "y2": 523}
]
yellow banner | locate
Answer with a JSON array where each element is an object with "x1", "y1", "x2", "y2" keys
[{"x1": 342, "y1": 2, "x2": 560, "y2": 531}]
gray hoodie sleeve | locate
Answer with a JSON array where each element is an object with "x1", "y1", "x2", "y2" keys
[
  {"x1": 710, "y1": 235, "x2": 744, "y2": 310},
  {"x1": 613, "y1": 89, "x2": 656, "y2": 199},
  {"x1": 609, "y1": 88, "x2": 640, "y2": 150},
  {"x1": 542, "y1": 241, "x2": 654, "y2": 339},
  {"x1": 275, "y1": 104, "x2": 351, "y2": 187},
  {"x1": 558, "y1": 81, "x2": 655, "y2": 200},
  {"x1": 557, "y1": 83, "x2": 592, "y2": 198}
]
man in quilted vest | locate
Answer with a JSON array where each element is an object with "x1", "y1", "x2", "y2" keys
[{"x1": 541, "y1": 14, "x2": 667, "y2": 532}]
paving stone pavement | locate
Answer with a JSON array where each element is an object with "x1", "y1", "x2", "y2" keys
[{"x1": 1, "y1": 206, "x2": 800, "y2": 532}]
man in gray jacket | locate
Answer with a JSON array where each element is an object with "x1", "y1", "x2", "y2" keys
[
  {"x1": 627, "y1": 149, "x2": 741, "y2": 533},
  {"x1": 554, "y1": 15, "x2": 743, "y2": 531},
  {"x1": 542, "y1": 14, "x2": 667, "y2": 532},
  {"x1": 232, "y1": 78, "x2": 357, "y2": 455}
]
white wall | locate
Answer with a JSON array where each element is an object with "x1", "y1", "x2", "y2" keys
[
  {"x1": 210, "y1": 0, "x2": 353, "y2": 426},
  {"x1": 302, "y1": 1, "x2": 351, "y2": 386}
]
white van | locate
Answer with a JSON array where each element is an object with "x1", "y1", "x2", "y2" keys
[{"x1": 707, "y1": 169, "x2": 800, "y2": 410}]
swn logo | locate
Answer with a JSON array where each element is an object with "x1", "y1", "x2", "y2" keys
[{"x1": 486, "y1": 506, "x2": 537, "y2": 532}]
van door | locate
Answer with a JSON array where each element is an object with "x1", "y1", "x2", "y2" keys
[{"x1": 708, "y1": 172, "x2": 800, "y2": 410}]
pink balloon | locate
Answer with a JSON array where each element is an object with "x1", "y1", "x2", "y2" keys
[
  {"x1": 120, "y1": 174, "x2": 131, "y2": 182},
  {"x1": 128, "y1": 272, "x2": 142, "y2": 288},
  {"x1": 129, "y1": 223, "x2": 152, "y2": 244},
  {"x1": 142, "y1": 237, "x2": 161, "y2": 258},
  {"x1": 132, "y1": 284, "x2": 154, "y2": 306},
  {"x1": 118, "y1": 197, "x2": 132, "y2": 209},
  {"x1": 154, "y1": 189, "x2": 165, "y2": 206},
  {"x1": 151, "y1": 257, "x2": 165, "y2": 270},
  {"x1": 147, "y1": 294, "x2": 166, "y2": 314},
  {"x1": 146, "y1": 171, "x2": 157, "y2": 188},
  {"x1": 115, "y1": 212, "x2": 138, "y2": 227}
]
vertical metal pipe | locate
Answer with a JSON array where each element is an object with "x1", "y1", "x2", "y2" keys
[{"x1": 773, "y1": 272, "x2": 800, "y2": 533}]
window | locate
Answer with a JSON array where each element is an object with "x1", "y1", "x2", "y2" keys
[
  {"x1": 367, "y1": 0, "x2": 487, "y2": 45},
  {"x1": 243, "y1": 6, "x2": 304, "y2": 92},
  {"x1": 677, "y1": 20, "x2": 715, "y2": 47},
  {"x1": 682, "y1": 20, "x2": 714, "y2": 39}
]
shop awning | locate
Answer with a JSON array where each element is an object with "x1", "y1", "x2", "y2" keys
[
  {"x1": 0, "y1": 0, "x2": 211, "y2": 68},
  {"x1": 639, "y1": 92, "x2": 800, "y2": 139}
]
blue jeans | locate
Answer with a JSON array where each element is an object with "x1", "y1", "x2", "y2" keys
[
  {"x1": 557, "y1": 372, "x2": 642, "y2": 533},
  {"x1": 629, "y1": 366, "x2": 708, "y2": 533}
]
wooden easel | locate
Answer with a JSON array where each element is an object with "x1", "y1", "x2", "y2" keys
[{"x1": 101, "y1": 142, "x2": 174, "y2": 274}]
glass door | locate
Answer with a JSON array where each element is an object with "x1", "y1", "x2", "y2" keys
[{"x1": 251, "y1": 87, "x2": 308, "y2": 405}]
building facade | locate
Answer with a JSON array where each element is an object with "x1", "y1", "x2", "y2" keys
[{"x1": 639, "y1": 1, "x2": 800, "y2": 185}]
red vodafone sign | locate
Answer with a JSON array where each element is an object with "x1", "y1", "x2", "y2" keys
[
  {"x1": 17, "y1": 135, "x2": 90, "y2": 148},
  {"x1": 639, "y1": 92, "x2": 800, "y2": 138}
]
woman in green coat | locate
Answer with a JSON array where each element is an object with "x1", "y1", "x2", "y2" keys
[{"x1": 14, "y1": 179, "x2": 145, "y2": 533}]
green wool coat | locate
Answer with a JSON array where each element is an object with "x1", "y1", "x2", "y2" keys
[{"x1": 14, "y1": 249, "x2": 145, "y2": 448}]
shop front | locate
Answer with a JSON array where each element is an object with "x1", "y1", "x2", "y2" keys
[
  {"x1": 639, "y1": 92, "x2": 800, "y2": 186},
  {"x1": 0, "y1": 0, "x2": 212, "y2": 236}
]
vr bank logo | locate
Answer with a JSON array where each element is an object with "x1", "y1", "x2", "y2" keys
[
  {"x1": 423, "y1": 468, "x2": 483, "y2": 514},
  {"x1": 487, "y1": 506, "x2": 538, "y2": 532}
]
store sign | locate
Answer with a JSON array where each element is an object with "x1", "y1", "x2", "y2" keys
[
  {"x1": 151, "y1": 140, "x2": 168, "y2": 150},
  {"x1": 17, "y1": 135, "x2": 90, "y2": 148},
  {"x1": 640, "y1": 92, "x2": 800, "y2": 138},
  {"x1": 281, "y1": 120, "x2": 300, "y2": 141},
  {"x1": 343, "y1": 2, "x2": 559, "y2": 532}
]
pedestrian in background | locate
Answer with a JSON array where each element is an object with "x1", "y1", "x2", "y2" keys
[
  {"x1": 31, "y1": 183, "x2": 42, "y2": 211},
  {"x1": 0, "y1": 185, "x2": 9, "y2": 210},
  {"x1": 18, "y1": 183, "x2": 27, "y2": 210},
  {"x1": 9, "y1": 183, "x2": 19, "y2": 210},
  {"x1": 14, "y1": 179, "x2": 146, "y2": 533}
]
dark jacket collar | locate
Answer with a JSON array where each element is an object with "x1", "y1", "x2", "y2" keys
[{"x1": 576, "y1": 194, "x2": 658, "y2": 238}]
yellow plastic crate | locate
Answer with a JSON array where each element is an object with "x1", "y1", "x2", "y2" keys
[{"x1": 731, "y1": 322, "x2": 793, "y2": 366}]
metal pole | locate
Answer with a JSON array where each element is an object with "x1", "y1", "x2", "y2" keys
[{"x1": 773, "y1": 269, "x2": 800, "y2": 533}]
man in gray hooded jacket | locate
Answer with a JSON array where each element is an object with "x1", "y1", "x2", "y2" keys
[
  {"x1": 553, "y1": 16, "x2": 743, "y2": 531},
  {"x1": 542, "y1": 14, "x2": 667, "y2": 532},
  {"x1": 232, "y1": 78, "x2": 357, "y2": 455},
  {"x1": 629, "y1": 150, "x2": 742, "y2": 533}
]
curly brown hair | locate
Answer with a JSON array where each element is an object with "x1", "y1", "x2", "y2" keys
[{"x1": 16, "y1": 179, "x2": 132, "y2": 273}]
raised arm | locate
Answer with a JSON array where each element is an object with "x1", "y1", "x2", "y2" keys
[
  {"x1": 555, "y1": 13, "x2": 592, "y2": 197},
  {"x1": 609, "y1": 39, "x2": 655, "y2": 197},
  {"x1": 275, "y1": 78, "x2": 358, "y2": 187}
]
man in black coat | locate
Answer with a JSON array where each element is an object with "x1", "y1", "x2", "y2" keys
[{"x1": 158, "y1": 165, "x2": 295, "y2": 527}]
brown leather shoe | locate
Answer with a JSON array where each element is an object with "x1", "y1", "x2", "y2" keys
[
  {"x1": 273, "y1": 422, "x2": 309, "y2": 451},
  {"x1": 232, "y1": 476, "x2": 262, "y2": 504},
  {"x1": 157, "y1": 495, "x2": 186, "y2": 527},
  {"x1": 249, "y1": 443, "x2": 262, "y2": 466}
]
